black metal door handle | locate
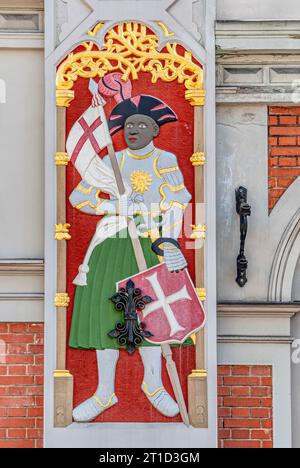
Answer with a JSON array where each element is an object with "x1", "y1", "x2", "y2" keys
[{"x1": 236, "y1": 187, "x2": 251, "y2": 287}]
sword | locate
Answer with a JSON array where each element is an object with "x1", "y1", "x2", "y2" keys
[{"x1": 89, "y1": 79, "x2": 190, "y2": 427}]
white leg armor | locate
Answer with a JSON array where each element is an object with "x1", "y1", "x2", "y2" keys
[
  {"x1": 139, "y1": 347, "x2": 179, "y2": 418},
  {"x1": 73, "y1": 349, "x2": 119, "y2": 423}
]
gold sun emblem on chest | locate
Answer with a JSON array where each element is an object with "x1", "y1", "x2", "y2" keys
[{"x1": 130, "y1": 171, "x2": 153, "y2": 194}]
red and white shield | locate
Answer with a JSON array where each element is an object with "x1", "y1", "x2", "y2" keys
[{"x1": 117, "y1": 263, "x2": 206, "y2": 345}]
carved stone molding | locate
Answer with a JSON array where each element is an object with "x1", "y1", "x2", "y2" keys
[
  {"x1": 216, "y1": 21, "x2": 300, "y2": 104},
  {"x1": 0, "y1": 260, "x2": 44, "y2": 276}
]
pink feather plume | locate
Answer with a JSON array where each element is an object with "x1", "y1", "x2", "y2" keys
[{"x1": 98, "y1": 73, "x2": 132, "y2": 104}]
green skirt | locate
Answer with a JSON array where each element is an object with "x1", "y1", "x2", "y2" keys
[{"x1": 69, "y1": 229, "x2": 160, "y2": 350}]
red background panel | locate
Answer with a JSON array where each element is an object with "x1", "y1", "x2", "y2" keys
[{"x1": 66, "y1": 71, "x2": 196, "y2": 423}]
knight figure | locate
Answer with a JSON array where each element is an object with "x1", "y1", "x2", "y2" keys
[{"x1": 68, "y1": 73, "x2": 192, "y2": 423}]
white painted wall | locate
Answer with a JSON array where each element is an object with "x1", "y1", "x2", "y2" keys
[
  {"x1": 217, "y1": 0, "x2": 300, "y2": 20},
  {"x1": 0, "y1": 49, "x2": 44, "y2": 259}
]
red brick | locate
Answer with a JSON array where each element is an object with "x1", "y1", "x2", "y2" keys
[
  {"x1": 0, "y1": 439, "x2": 35, "y2": 448},
  {"x1": 36, "y1": 439, "x2": 44, "y2": 449},
  {"x1": 0, "y1": 366, "x2": 7, "y2": 375},
  {"x1": 218, "y1": 407, "x2": 231, "y2": 418},
  {"x1": 8, "y1": 324, "x2": 27, "y2": 333},
  {"x1": 34, "y1": 355, "x2": 44, "y2": 366},
  {"x1": 33, "y1": 334, "x2": 44, "y2": 345},
  {"x1": 7, "y1": 429, "x2": 26, "y2": 439},
  {"x1": 270, "y1": 126, "x2": 300, "y2": 135},
  {"x1": 223, "y1": 377, "x2": 260, "y2": 387},
  {"x1": 27, "y1": 345, "x2": 44, "y2": 355},
  {"x1": 269, "y1": 157, "x2": 278, "y2": 167},
  {"x1": 27, "y1": 365, "x2": 43, "y2": 376},
  {"x1": 268, "y1": 116, "x2": 278, "y2": 125},
  {"x1": 231, "y1": 366, "x2": 251, "y2": 376},
  {"x1": 231, "y1": 387, "x2": 251, "y2": 397},
  {"x1": 0, "y1": 376, "x2": 34, "y2": 386},
  {"x1": 261, "y1": 398, "x2": 273, "y2": 408},
  {"x1": 6, "y1": 344, "x2": 27, "y2": 355},
  {"x1": 269, "y1": 167, "x2": 300, "y2": 177},
  {"x1": 5, "y1": 355, "x2": 34, "y2": 365},
  {"x1": 0, "y1": 418, "x2": 35, "y2": 428},
  {"x1": 269, "y1": 137, "x2": 278, "y2": 146},
  {"x1": 268, "y1": 178, "x2": 277, "y2": 188},
  {"x1": 251, "y1": 387, "x2": 271, "y2": 397},
  {"x1": 270, "y1": 107, "x2": 300, "y2": 115},
  {"x1": 269, "y1": 188, "x2": 285, "y2": 199},
  {"x1": 25, "y1": 386, "x2": 44, "y2": 396},
  {"x1": 261, "y1": 377, "x2": 273, "y2": 387},
  {"x1": 251, "y1": 430, "x2": 271, "y2": 440},
  {"x1": 218, "y1": 366, "x2": 231, "y2": 376},
  {"x1": 0, "y1": 324, "x2": 7, "y2": 333},
  {"x1": 8, "y1": 366, "x2": 27, "y2": 376},
  {"x1": 35, "y1": 418, "x2": 43, "y2": 428},
  {"x1": 251, "y1": 408, "x2": 270, "y2": 419},
  {"x1": 231, "y1": 408, "x2": 251, "y2": 418},
  {"x1": 27, "y1": 429, "x2": 43, "y2": 439},
  {"x1": 272, "y1": 147, "x2": 300, "y2": 157},
  {"x1": 262, "y1": 420, "x2": 272, "y2": 429},
  {"x1": 278, "y1": 136, "x2": 297, "y2": 145},
  {"x1": 0, "y1": 333, "x2": 33, "y2": 344},
  {"x1": 277, "y1": 177, "x2": 294, "y2": 188},
  {"x1": 232, "y1": 430, "x2": 250, "y2": 439},
  {"x1": 224, "y1": 398, "x2": 261, "y2": 408},
  {"x1": 279, "y1": 116, "x2": 297, "y2": 125},
  {"x1": 218, "y1": 386, "x2": 230, "y2": 397},
  {"x1": 0, "y1": 397, "x2": 35, "y2": 408},
  {"x1": 218, "y1": 429, "x2": 231, "y2": 439},
  {"x1": 224, "y1": 419, "x2": 261, "y2": 429},
  {"x1": 35, "y1": 375, "x2": 44, "y2": 385},
  {"x1": 0, "y1": 429, "x2": 6, "y2": 438},
  {"x1": 35, "y1": 396, "x2": 44, "y2": 407},
  {"x1": 27, "y1": 324, "x2": 44, "y2": 333},
  {"x1": 27, "y1": 407, "x2": 43, "y2": 418},
  {"x1": 7, "y1": 408, "x2": 26, "y2": 417},
  {"x1": 262, "y1": 441, "x2": 273, "y2": 449},
  {"x1": 223, "y1": 440, "x2": 261, "y2": 449}
]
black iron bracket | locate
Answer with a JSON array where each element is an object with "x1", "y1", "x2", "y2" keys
[{"x1": 235, "y1": 187, "x2": 251, "y2": 287}]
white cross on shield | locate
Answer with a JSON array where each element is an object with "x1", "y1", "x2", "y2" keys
[{"x1": 117, "y1": 263, "x2": 206, "y2": 345}]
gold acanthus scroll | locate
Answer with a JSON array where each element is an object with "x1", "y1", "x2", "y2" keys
[{"x1": 56, "y1": 23, "x2": 204, "y2": 107}]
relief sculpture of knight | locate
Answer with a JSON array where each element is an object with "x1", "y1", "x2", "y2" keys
[{"x1": 66, "y1": 72, "x2": 205, "y2": 424}]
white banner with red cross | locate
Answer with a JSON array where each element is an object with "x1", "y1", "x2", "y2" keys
[
  {"x1": 66, "y1": 103, "x2": 112, "y2": 166},
  {"x1": 118, "y1": 263, "x2": 206, "y2": 345}
]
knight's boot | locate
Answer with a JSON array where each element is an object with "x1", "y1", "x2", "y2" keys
[
  {"x1": 139, "y1": 347, "x2": 179, "y2": 418},
  {"x1": 73, "y1": 349, "x2": 119, "y2": 423}
]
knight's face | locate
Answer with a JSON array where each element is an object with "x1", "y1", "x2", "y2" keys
[{"x1": 124, "y1": 114, "x2": 159, "y2": 151}]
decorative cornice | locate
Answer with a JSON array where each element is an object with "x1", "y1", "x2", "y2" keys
[
  {"x1": 0, "y1": 293, "x2": 44, "y2": 301},
  {"x1": 216, "y1": 21, "x2": 300, "y2": 54},
  {"x1": 218, "y1": 303, "x2": 300, "y2": 319},
  {"x1": 0, "y1": 260, "x2": 44, "y2": 276},
  {"x1": 218, "y1": 335, "x2": 294, "y2": 345}
]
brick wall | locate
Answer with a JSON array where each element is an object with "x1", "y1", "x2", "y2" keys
[
  {"x1": 269, "y1": 106, "x2": 300, "y2": 211},
  {"x1": 0, "y1": 323, "x2": 44, "y2": 448},
  {"x1": 0, "y1": 327, "x2": 273, "y2": 449},
  {"x1": 218, "y1": 365, "x2": 273, "y2": 449}
]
